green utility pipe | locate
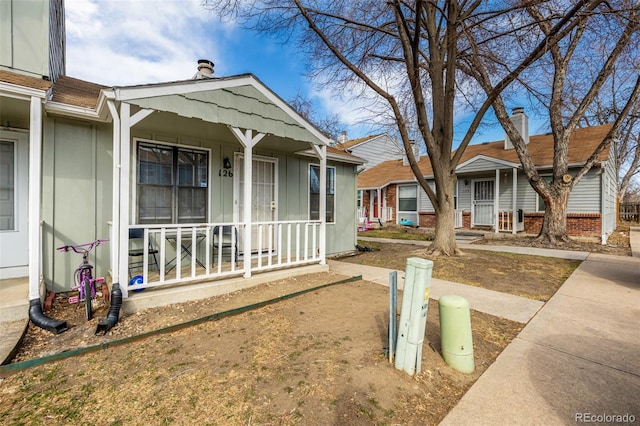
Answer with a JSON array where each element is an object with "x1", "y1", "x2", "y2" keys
[
  {"x1": 0, "y1": 275, "x2": 362, "y2": 377},
  {"x1": 439, "y1": 294, "x2": 475, "y2": 374}
]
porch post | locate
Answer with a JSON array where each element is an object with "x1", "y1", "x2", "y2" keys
[
  {"x1": 512, "y1": 167, "x2": 517, "y2": 234},
  {"x1": 495, "y1": 169, "x2": 500, "y2": 233},
  {"x1": 28, "y1": 96, "x2": 42, "y2": 300},
  {"x1": 230, "y1": 127, "x2": 266, "y2": 278},
  {"x1": 107, "y1": 100, "x2": 121, "y2": 285},
  {"x1": 310, "y1": 144, "x2": 327, "y2": 265},
  {"x1": 117, "y1": 104, "x2": 154, "y2": 298},
  {"x1": 377, "y1": 188, "x2": 382, "y2": 221},
  {"x1": 117, "y1": 103, "x2": 132, "y2": 298},
  {"x1": 319, "y1": 145, "x2": 327, "y2": 264}
]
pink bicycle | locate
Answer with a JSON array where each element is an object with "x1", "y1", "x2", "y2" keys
[{"x1": 57, "y1": 239, "x2": 109, "y2": 321}]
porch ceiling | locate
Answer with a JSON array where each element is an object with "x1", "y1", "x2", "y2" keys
[
  {"x1": 0, "y1": 96, "x2": 30, "y2": 128},
  {"x1": 132, "y1": 109, "x2": 319, "y2": 155}
]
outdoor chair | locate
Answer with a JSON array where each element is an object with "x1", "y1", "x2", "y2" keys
[
  {"x1": 212, "y1": 225, "x2": 239, "y2": 265},
  {"x1": 128, "y1": 228, "x2": 159, "y2": 277}
]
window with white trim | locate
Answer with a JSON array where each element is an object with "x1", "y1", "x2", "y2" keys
[
  {"x1": 309, "y1": 164, "x2": 335, "y2": 223},
  {"x1": 398, "y1": 184, "x2": 418, "y2": 225},
  {"x1": 137, "y1": 142, "x2": 208, "y2": 224}
]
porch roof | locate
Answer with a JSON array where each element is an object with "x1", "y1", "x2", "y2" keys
[
  {"x1": 108, "y1": 74, "x2": 330, "y2": 146},
  {"x1": 358, "y1": 124, "x2": 613, "y2": 189}
]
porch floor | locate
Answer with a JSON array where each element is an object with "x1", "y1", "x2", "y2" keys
[{"x1": 0, "y1": 277, "x2": 29, "y2": 322}]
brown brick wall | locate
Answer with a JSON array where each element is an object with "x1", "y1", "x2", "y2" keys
[{"x1": 523, "y1": 212, "x2": 601, "y2": 237}]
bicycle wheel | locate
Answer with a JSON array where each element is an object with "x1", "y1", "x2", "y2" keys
[{"x1": 83, "y1": 277, "x2": 92, "y2": 321}]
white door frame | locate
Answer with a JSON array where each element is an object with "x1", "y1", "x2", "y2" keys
[
  {"x1": 471, "y1": 178, "x2": 495, "y2": 226},
  {"x1": 0, "y1": 130, "x2": 29, "y2": 278},
  {"x1": 233, "y1": 153, "x2": 278, "y2": 251}
]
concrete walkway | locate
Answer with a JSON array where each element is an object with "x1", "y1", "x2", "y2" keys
[
  {"x1": 441, "y1": 231, "x2": 640, "y2": 425},
  {"x1": 328, "y1": 260, "x2": 543, "y2": 324}
]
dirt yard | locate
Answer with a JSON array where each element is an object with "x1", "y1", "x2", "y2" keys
[{"x1": 1, "y1": 227, "x2": 630, "y2": 425}]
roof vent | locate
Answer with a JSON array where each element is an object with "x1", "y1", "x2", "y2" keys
[{"x1": 193, "y1": 59, "x2": 214, "y2": 79}]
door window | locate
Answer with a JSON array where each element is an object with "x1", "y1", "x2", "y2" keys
[{"x1": 0, "y1": 141, "x2": 15, "y2": 231}]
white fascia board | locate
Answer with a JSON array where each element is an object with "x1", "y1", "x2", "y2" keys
[
  {"x1": 44, "y1": 101, "x2": 110, "y2": 122},
  {"x1": 456, "y1": 154, "x2": 521, "y2": 171},
  {"x1": 0, "y1": 82, "x2": 48, "y2": 100},
  {"x1": 113, "y1": 75, "x2": 332, "y2": 146},
  {"x1": 295, "y1": 149, "x2": 365, "y2": 165}
]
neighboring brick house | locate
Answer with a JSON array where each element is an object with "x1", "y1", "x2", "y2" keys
[
  {"x1": 356, "y1": 110, "x2": 617, "y2": 242},
  {"x1": 334, "y1": 132, "x2": 408, "y2": 222}
]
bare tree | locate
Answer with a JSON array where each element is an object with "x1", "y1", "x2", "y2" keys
[
  {"x1": 578, "y1": 70, "x2": 640, "y2": 199},
  {"x1": 465, "y1": 0, "x2": 640, "y2": 244},
  {"x1": 288, "y1": 93, "x2": 346, "y2": 141},
  {"x1": 205, "y1": 0, "x2": 598, "y2": 255}
]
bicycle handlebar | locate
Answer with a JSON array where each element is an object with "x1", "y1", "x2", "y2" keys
[{"x1": 57, "y1": 239, "x2": 109, "y2": 255}]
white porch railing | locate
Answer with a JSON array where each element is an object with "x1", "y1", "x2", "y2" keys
[
  {"x1": 498, "y1": 211, "x2": 513, "y2": 232},
  {"x1": 381, "y1": 207, "x2": 394, "y2": 222},
  {"x1": 127, "y1": 220, "x2": 322, "y2": 292},
  {"x1": 453, "y1": 209, "x2": 463, "y2": 228}
]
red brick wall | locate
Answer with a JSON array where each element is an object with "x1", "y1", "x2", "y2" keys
[
  {"x1": 462, "y1": 211, "x2": 471, "y2": 228},
  {"x1": 386, "y1": 185, "x2": 397, "y2": 222},
  {"x1": 523, "y1": 212, "x2": 601, "y2": 237},
  {"x1": 419, "y1": 212, "x2": 437, "y2": 228}
]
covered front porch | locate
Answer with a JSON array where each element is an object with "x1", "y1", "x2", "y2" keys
[{"x1": 105, "y1": 75, "x2": 332, "y2": 298}]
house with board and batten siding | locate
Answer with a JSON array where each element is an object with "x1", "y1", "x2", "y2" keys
[
  {"x1": 0, "y1": 0, "x2": 364, "y2": 323},
  {"x1": 357, "y1": 108, "x2": 617, "y2": 243}
]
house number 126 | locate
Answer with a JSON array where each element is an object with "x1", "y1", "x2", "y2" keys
[{"x1": 219, "y1": 169, "x2": 233, "y2": 177}]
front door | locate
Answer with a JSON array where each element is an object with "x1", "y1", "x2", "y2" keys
[
  {"x1": 0, "y1": 131, "x2": 29, "y2": 277},
  {"x1": 472, "y1": 179, "x2": 494, "y2": 226},
  {"x1": 234, "y1": 154, "x2": 277, "y2": 252}
]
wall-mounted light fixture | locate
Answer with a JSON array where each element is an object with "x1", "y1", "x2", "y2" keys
[
  {"x1": 464, "y1": 179, "x2": 469, "y2": 186},
  {"x1": 223, "y1": 157, "x2": 232, "y2": 169}
]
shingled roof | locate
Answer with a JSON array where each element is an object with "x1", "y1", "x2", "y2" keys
[
  {"x1": 50, "y1": 75, "x2": 107, "y2": 109},
  {"x1": 0, "y1": 70, "x2": 52, "y2": 91},
  {"x1": 358, "y1": 124, "x2": 613, "y2": 189}
]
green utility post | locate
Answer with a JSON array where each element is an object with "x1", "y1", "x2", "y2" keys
[
  {"x1": 439, "y1": 295, "x2": 475, "y2": 374},
  {"x1": 394, "y1": 257, "x2": 433, "y2": 375}
]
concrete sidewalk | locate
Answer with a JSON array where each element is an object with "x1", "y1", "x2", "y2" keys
[{"x1": 441, "y1": 247, "x2": 640, "y2": 424}]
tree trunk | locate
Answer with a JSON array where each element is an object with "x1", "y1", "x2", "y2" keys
[
  {"x1": 426, "y1": 176, "x2": 461, "y2": 256},
  {"x1": 536, "y1": 186, "x2": 572, "y2": 244}
]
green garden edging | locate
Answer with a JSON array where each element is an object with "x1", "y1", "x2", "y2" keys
[{"x1": 0, "y1": 275, "x2": 362, "y2": 377}]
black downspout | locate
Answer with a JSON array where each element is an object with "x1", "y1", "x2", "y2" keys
[
  {"x1": 95, "y1": 283, "x2": 122, "y2": 335},
  {"x1": 28, "y1": 298, "x2": 68, "y2": 334}
]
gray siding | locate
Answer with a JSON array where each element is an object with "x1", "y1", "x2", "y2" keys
[
  {"x1": 0, "y1": 0, "x2": 53, "y2": 78},
  {"x1": 40, "y1": 120, "x2": 358, "y2": 290},
  {"x1": 457, "y1": 157, "x2": 507, "y2": 174},
  {"x1": 567, "y1": 170, "x2": 601, "y2": 212},
  {"x1": 42, "y1": 118, "x2": 113, "y2": 292},
  {"x1": 349, "y1": 135, "x2": 402, "y2": 170}
]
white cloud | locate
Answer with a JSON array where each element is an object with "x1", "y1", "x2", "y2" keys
[{"x1": 65, "y1": 0, "x2": 219, "y2": 86}]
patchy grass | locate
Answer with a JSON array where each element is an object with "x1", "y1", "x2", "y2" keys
[{"x1": 358, "y1": 227, "x2": 433, "y2": 241}]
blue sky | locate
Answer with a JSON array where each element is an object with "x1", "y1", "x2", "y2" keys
[{"x1": 65, "y1": 0, "x2": 522, "y2": 144}]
